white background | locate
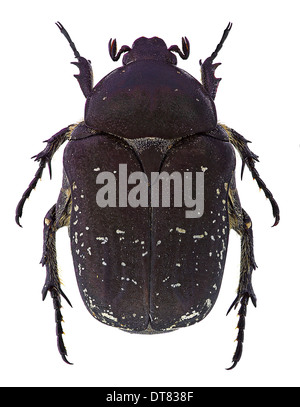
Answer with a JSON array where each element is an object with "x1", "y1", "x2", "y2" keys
[{"x1": 2, "y1": 0, "x2": 299, "y2": 387}]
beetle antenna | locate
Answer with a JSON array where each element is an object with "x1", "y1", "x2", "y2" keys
[
  {"x1": 168, "y1": 37, "x2": 190, "y2": 60},
  {"x1": 109, "y1": 39, "x2": 131, "y2": 61},
  {"x1": 211, "y1": 22, "x2": 232, "y2": 61},
  {"x1": 56, "y1": 21, "x2": 81, "y2": 59}
]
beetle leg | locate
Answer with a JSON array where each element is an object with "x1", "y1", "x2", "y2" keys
[
  {"x1": 200, "y1": 57, "x2": 222, "y2": 100},
  {"x1": 226, "y1": 179, "x2": 257, "y2": 369},
  {"x1": 200, "y1": 23, "x2": 232, "y2": 100},
  {"x1": 40, "y1": 185, "x2": 72, "y2": 364},
  {"x1": 221, "y1": 124, "x2": 280, "y2": 226},
  {"x1": 56, "y1": 22, "x2": 93, "y2": 98},
  {"x1": 71, "y1": 57, "x2": 94, "y2": 98},
  {"x1": 226, "y1": 293, "x2": 250, "y2": 370},
  {"x1": 15, "y1": 123, "x2": 77, "y2": 227}
]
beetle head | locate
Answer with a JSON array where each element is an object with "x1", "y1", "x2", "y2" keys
[{"x1": 109, "y1": 36, "x2": 189, "y2": 65}]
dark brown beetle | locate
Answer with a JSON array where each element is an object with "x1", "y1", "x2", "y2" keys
[{"x1": 16, "y1": 22, "x2": 279, "y2": 368}]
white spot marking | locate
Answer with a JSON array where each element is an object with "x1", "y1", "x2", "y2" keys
[
  {"x1": 102, "y1": 312, "x2": 118, "y2": 322},
  {"x1": 206, "y1": 298, "x2": 212, "y2": 308},
  {"x1": 96, "y1": 236, "x2": 108, "y2": 244},
  {"x1": 180, "y1": 310, "x2": 200, "y2": 321}
]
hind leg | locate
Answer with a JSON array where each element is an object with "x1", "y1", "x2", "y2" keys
[
  {"x1": 41, "y1": 176, "x2": 72, "y2": 364},
  {"x1": 226, "y1": 175, "x2": 257, "y2": 369}
]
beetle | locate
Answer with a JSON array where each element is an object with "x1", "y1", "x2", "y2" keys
[{"x1": 16, "y1": 22, "x2": 279, "y2": 369}]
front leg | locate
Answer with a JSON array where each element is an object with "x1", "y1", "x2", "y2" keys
[
  {"x1": 56, "y1": 22, "x2": 93, "y2": 98},
  {"x1": 200, "y1": 23, "x2": 232, "y2": 100}
]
